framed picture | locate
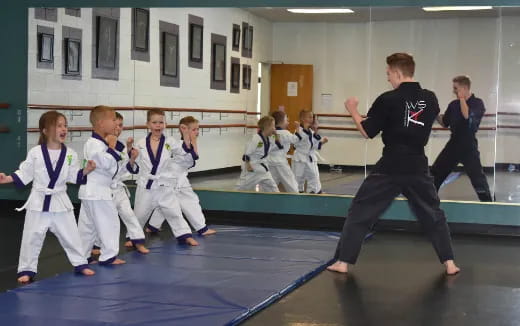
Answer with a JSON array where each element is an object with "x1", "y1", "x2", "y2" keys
[
  {"x1": 162, "y1": 32, "x2": 178, "y2": 77},
  {"x1": 232, "y1": 24, "x2": 240, "y2": 50},
  {"x1": 38, "y1": 33, "x2": 54, "y2": 62},
  {"x1": 231, "y1": 62, "x2": 240, "y2": 89},
  {"x1": 134, "y1": 8, "x2": 149, "y2": 52},
  {"x1": 243, "y1": 65, "x2": 251, "y2": 89},
  {"x1": 189, "y1": 23, "x2": 203, "y2": 62},
  {"x1": 65, "y1": 38, "x2": 81, "y2": 75},
  {"x1": 247, "y1": 26, "x2": 254, "y2": 51},
  {"x1": 212, "y1": 43, "x2": 226, "y2": 82},
  {"x1": 96, "y1": 16, "x2": 118, "y2": 69}
]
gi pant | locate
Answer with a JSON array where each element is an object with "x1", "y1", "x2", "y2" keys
[
  {"x1": 18, "y1": 210, "x2": 88, "y2": 277},
  {"x1": 236, "y1": 165, "x2": 279, "y2": 193},
  {"x1": 79, "y1": 200, "x2": 120, "y2": 264},
  {"x1": 431, "y1": 142, "x2": 492, "y2": 202},
  {"x1": 269, "y1": 162, "x2": 299, "y2": 193},
  {"x1": 292, "y1": 160, "x2": 321, "y2": 193},
  {"x1": 111, "y1": 186, "x2": 146, "y2": 244},
  {"x1": 335, "y1": 173, "x2": 454, "y2": 264}
]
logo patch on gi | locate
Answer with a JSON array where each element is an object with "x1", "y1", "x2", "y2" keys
[
  {"x1": 404, "y1": 100, "x2": 427, "y2": 127},
  {"x1": 66, "y1": 155, "x2": 73, "y2": 166},
  {"x1": 257, "y1": 142, "x2": 263, "y2": 148},
  {"x1": 165, "y1": 143, "x2": 171, "y2": 151},
  {"x1": 82, "y1": 159, "x2": 87, "y2": 168}
]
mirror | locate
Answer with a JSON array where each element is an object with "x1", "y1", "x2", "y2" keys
[{"x1": 27, "y1": 6, "x2": 513, "y2": 204}]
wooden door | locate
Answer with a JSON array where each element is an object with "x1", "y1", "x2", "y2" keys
[{"x1": 270, "y1": 64, "x2": 313, "y2": 132}]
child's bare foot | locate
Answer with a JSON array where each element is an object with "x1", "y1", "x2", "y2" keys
[
  {"x1": 111, "y1": 258, "x2": 126, "y2": 265},
  {"x1": 327, "y1": 261, "x2": 349, "y2": 273},
  {"x1": 17, "y1": 275, "x2": 32, "y2": 284},
  {"x1": 81, "y1": 268, "x2": 96, "y2": 276},
  {"x1": 444, "y1": 260, "x2": 460, "y2": 275},
  {"x1": 91, "y1": 248, "x2": 101, "y2": 256},
  {"x1": 135, "y1": 243, "x2": 150, "y2": 254},
  {"x1": 186, "y1": 238, "x2": 199, "y2": 246},
  {"x1": 201, "y1": 228, "x2": 217, "y2": 236},
  {"x1": 145, "y1": 226, "x2": 160, "y2": 233},
  {"x1": 124, "y1": 240, "x2": 133, "y2": 248}
]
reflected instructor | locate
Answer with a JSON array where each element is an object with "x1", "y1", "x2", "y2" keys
[{"x1": 432, "y1": 76, "x2": 493, "y2": 202}]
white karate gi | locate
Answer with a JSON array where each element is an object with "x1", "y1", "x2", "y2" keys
[
  {"x1": 267, "y1": 128, "x2": 299, "y2": 193},
  {"x1": 292, "y1": 128, "x2": 324, "y2": 193}
]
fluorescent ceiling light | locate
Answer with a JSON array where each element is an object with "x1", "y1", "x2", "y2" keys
[
  {"x1": 422, "y1": 6, "x2": 493, "y2": 12},
  {"x1": 287, "y1": 8, "x2": 354, "y2": 14}
]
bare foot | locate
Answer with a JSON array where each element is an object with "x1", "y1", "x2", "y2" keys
[
  {"x1": 81, "y1": 268, "x2": 96, "y2": 276},
  {"x1": 124, "y1": 240, "x2": 133, "y2": 248},
  {"x1": 91, "y1": 248, "x2": 101, "y2": 256},
  {"x1": 201, "y1": 228, "x2": 217, "y2": 236},
  {"x1": 145, "y1": 227, "x2": 160, "y2": 233},
  {"x1": 444, "y1": 260, "x2": 460, "y2": 275},
  {"x1": 111, "y1": 258, "x2": 126, "y2": 265},
  {"x1": 135, "y1": 243, "x2": 150, "y2": 254},
  {"x1": 17, "y1": 275, "x2": 31, "y2": 284},
  {"x1": 185, "y1": 237, "x2": 199, "y2": 246},
  {"x1": 327, "y1": 261, "x2": 349, "y2": 274}
]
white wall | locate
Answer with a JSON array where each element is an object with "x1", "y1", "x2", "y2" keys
[
  {"x1": 27, "y1": 8, "x2": 273, "y2": 172},
  {"x1": 272, "y1": 17, "x2": 503, "y2": 167}
]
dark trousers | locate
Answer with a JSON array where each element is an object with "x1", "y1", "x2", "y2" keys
[
  {"x1": 335, "y1": 173, "x2": 454, "y2": 264},
  {"x1": 431, "y1": 144, "x2": 492, "y2": 202}
]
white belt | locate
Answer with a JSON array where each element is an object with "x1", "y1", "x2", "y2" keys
[{"x1": 16, "y1": 187, "x2": 67, "y2": 212}]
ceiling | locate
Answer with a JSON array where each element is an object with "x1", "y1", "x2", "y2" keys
[{"x1": 246, "y1": 7, "x2": 520, "y2": 23}]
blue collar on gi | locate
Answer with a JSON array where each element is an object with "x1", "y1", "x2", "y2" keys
[
  {"x1": 301, "y1": 128, "x2": 314, "y2": 149},
  {"x1": 145, "y1": 133, "x2": 165, "y2": 189},
  {"x1": 257, "y1": 131, "x2": 270, "y2": 159},
  {"x1": 41, "y1": 143, "x2": 67, "y2": 212}
]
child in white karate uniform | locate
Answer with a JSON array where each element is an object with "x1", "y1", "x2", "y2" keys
[
  {"x1": 236, "y1": 116, "x2": 280, "y2": 192},
  {"x1": 78, "y1": 106, "x2": 126, "y2": 265},
  {"x1": 133, "y1": 109, "x2": 198, "y2": 246},
  {"x1": 0, "y1": 111, "x2": 96, "y2": 283},
  {"x1": 292, "y1": 111, "x2": 328, "y2": 193},
  {"x1": 145, "y1": 116, "x2": 216, "y2": 236},
  {"x1": 267, "y1": 111, "x2": 299, "y2": 193}
]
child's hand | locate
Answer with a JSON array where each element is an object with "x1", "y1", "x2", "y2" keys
[
  {"x1": 130, "y1": 148, "x2": 139, "y2": 160},
  {"x1": 321, "y1": 137, "x2": 329, "y2": 144},
  {"x1": 190, "y1": 130, "x2": 198, "y2": 145},
  {"x1": 0, "y1": 173, "x2": 13, "y2": 184},
  {"x1": 84, "y1": 160, "x2": 96, "y2": 174},
  {"x1": 293, "y1": 121, "x2": 300, "y2": 129},
  {"x1": 246, "y1": 162, "x2": 254, "y2": 172},
  {"x1": 126, "y1": 137, "x2": 134, "y2": 150},
  {"x1": 105, "y1": 135, "x2": 118, "y2": 149}
]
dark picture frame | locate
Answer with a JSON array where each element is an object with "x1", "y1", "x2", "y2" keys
[
  {"x1": 38, "y1": 33, "x2": 54, "y2": 63},
  {"x1": 133, "y1": 8, "x2": 149, "y2": 52},
  {"x1": 96, "y1": 16, "x2": 118, "y2": 69},
  {"x1": 162, "y1": 32, "x2": 178, "y2": 78},
  {"x1": 232, "y1": 24, "x2": 240, "y2": 51},
  {"x1": 247, "y1": 26, "x2": 254, "y2": 52},
  {"x1": 231, "y1": 62, "x2": 240, "y2": 90},
  {"x1": 65, "y1": 38, "x2": 81, "y2": 75},
  {"x1": 243, "y1": 64, "x2": 251, "y2": 90},
  {"x1": 212, "y1": 43, "x2": 226, "y2": 82},
  {"x1": 189, "y1": 23, "x2": 203, "y2": 62}
]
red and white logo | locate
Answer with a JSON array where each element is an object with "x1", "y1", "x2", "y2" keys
[{"x1": 404, "y1": 100, "x2": 426, "y2": 127}]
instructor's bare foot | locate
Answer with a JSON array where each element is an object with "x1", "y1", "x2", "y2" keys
[
  {"x1": 111, "y1": 258, "x2": 126, "y2": 265},
  {"x1": 186, "y1": 238, "x2": 199, "y2": 246},
  {"x1": 81, "y1": 268, "x2": 96, "y2": 276},
  {"x1": 135, "y1": 243, "x2": 150, "y2": 254},
  {"x1": 327, "y1": 261, "x2": 349, "y2": 273},
  {"x1": 124, "y1": 240, "x2": 133, "y2": 248},
  {"x1": 444, "y1": 260, "x2": 460, "y2": 275},
  {"x1": 17, "y1": 275, "x2": 31, "y2": 284},
  {"x1": 202, "y1": 228, "x2": 217, "y2": 236}
]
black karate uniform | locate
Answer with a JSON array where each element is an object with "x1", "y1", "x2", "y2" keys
[
  {"x1": 335, "y1": 82, "x2": 454, "y2": 264},
  {"x1": 431, "y1": 95, "x2": 492, "y2": 202}
]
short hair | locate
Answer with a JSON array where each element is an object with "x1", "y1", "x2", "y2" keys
[
  {"x1": 270, "y1": 111, "x2": 287, "y2": 126},
  {"x1": 38, "y1": 110, "x2": 67, "y2": 145},
  {"x1": 90, "y1": 105, "x2": 115, "y2": 126},
  {"x1": 147, "y1": 108, "x2": 165, "y2": 122},
  {"x1": 179, "y1": 116, "x2": 199, "y2": 126},
  {"x1": 257, "y1": 116, "x2": 274, "y2": 131},
  {"x1": 115, "y1": 112, "x2": 123, "y2": 120},
  {"x1": 386, "y1": 53, "x2": 415, "y2": 77},
  {"x1": 299, "y1": 110, "x2": 313, "y2": 122},
  {"x1": 452, "y1": 75, "x2": 471, "y2": 89}
]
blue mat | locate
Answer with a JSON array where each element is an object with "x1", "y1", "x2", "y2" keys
[{"x1": 0, "y1": 226, "x2": 338, "y2": 326}]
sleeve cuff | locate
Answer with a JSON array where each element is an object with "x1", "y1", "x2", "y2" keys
[
  {"x1": 295, "y1": 132, "x2": 302, "y2": 140},
  {"x1": 275, "y1": 140, "x2": 283, "y2": 149},
  {"x1": 242, "y1": 155, "x2": 250, "y2": 162},
  {"x1": 182, "y1": 142, "x2": 199, "y2": 161},
  {"x1": 107, "y1": 148, "x2": 122, "y2": 162},
  {"x1": 11, "y1": 173, "x2": 25, "y2": 188},
  {"x1": 318, "y1": 142, "x2": 323, "y2": 150},
  {"x1": 76, "y1": 169, "x2": 88, "y2": 185},
  {"x1": 115, "y1": 141, "x2": 125, "y2": 152},
  {"x1": 126, "y1": 162, "x2": 140, "y2": 174}
]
